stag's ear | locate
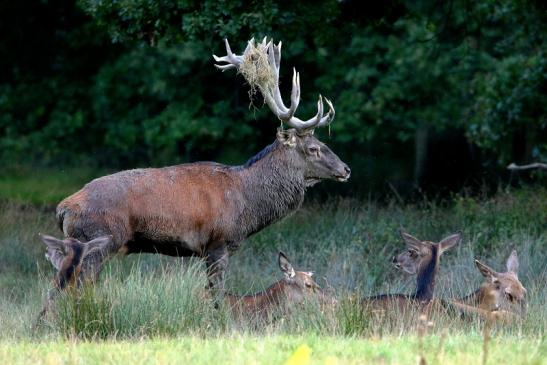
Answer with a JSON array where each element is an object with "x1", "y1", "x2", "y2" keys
[
  {"x1": 438, "y1": 231, "x2": 462, "y2": 254},
  {"x1": 40, "y1": 234, "x2": 68, "y2": 271},
  {"x1": 400, "y1": 230, "x2": 423, "y2": 250},
  {"x1": 475, "y1": 259, "x2": 497, "y2": 280},
  {"x1": 83, "y1": 235, "x2": 113, "y2": 258},
  {"x1": 279, "y1": 251, "x2": 296, "y2": 279},
  {"x1": 277, "y1": 129, "x2": 297, "y2": 147},
  {"x1": 506, "y1": 250, "x2": 519, "y2": 276}
]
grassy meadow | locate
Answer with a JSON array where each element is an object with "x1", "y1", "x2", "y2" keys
[{"x1": 0, "y1": 169, "x2": 545, "y2": 364}]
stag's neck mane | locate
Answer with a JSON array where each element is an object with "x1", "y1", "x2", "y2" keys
[{"x1": 236, "y1": 140, "x2": 306, "y2": 236}]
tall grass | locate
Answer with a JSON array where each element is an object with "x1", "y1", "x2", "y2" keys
[
  {"x1": 0, "y1": 187, "x2": 545, "y2": 341},
  {"x1": 52, "y1": 260, "x2": 230, "y2": 339}
]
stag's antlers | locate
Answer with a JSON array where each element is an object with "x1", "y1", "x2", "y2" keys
[{"x1": 214, "y1": 37, "x2": 335, "y2": 132}]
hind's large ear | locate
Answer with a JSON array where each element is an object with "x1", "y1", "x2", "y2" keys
[
  {"x1": 39, "y1": 234, "x2": 68, "y2": 270},
  {"x1": 83, "y1": 235, "x2": 113, "y2": 258},
  {"x1": 438, "y1": 231, "x2": 462, "y2": 254},
  {"x1": 506, "y1": 250, "x2": 519, "y2": 276},
  {"x1": 400, "y1": 230, "x2": 423, "y2": 250},
  {"x1": 279, "y1": 251, "x2": 296, "y2": 279},
  {"x1": 475, "y1": 259, "x2": 498, "y2": 280}
]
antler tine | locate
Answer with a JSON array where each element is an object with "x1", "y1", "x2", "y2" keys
[
  {"x1": 267, "y1": 42, "x2": 287, "y2": 114},
  {"x1": 213, "y1": 38, "x2": 244, "y2": 70},
  {"x1": 316, "y1": 97, "x2": 335, "y2": 127},
  {"x1": 273, "y1": 41, "x2": 282, "y2": 69},
  {"x1": 285, "y1": 95, "x2": 325, "y2": 130},
  {"x1": 290, "y1": 70, "x2": 301, "y2": 115},
  {"x1": 266, "y1": 41, "x2": 301, "y2": 121}
]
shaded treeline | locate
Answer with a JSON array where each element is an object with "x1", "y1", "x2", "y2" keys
[{"x1": 1, "y1": 0, "x2": 545, "y2": 196}]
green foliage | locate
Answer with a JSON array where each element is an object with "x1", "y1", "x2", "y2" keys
[{"x1": 1, "y1": 0, "x2": 546, "y2": 180}]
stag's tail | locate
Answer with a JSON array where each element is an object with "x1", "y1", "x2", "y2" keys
[{"x1": 56, "y1": 206, "x2": 67, "y2": 233}]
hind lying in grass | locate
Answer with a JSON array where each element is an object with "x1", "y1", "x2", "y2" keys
[
  {"x1": 359, "y1": 231, "x2": 461, "y2": 316},
  {"x1": 224, "y1": 252, "x2": 335, "y2": 320},
  {"x1": 390, "y1": 232, "x2": 527, "y2": 321}
]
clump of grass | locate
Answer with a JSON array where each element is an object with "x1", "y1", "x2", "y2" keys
[
  {"x1": 338, "y1": 295, "x2": 367, "y2": 336},
  {"x1": 53, "y1": 259, "x2": 230, "y2": 339},
  {"x1": 238, "y1": 38, "x2": 275, "y2": 106}
]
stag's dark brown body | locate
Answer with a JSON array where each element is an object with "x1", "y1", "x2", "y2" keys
[
  {"x1": 57, "y1": 143, "x2": 316, "y2": 252},
  {"x1": 56, "y1": 136, "x2": 348, "y2": 287}
]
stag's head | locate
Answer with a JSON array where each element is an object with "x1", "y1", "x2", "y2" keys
[
  {"x1": 214, "y1": 38, "x2": 350, "y2": 186},
  {"x1": 278, "y1": 252, "x2": 336, "y2": 306},
  {"x1": 475, "y1": 250, "x2": 527, "y2": 316},
  {"x1": 392, "y1": 231, "x2": 461, "y2": 275},
  {"x1": 39, "y1": 234, "x2": 111, "y2": 290}
]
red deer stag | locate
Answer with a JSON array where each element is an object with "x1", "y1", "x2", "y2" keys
[
  {"x1": 361, "y1": 231, "x2": 461, "y2": 314},
  {"x1": 225, "y1": 252, "x2": 333, "y2": 320},
  {"x1": 37, "y1": 37, "x2": 350, "y2": 321}
]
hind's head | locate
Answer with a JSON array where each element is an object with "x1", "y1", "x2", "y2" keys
[
  {"x1": 39, "y1": 234, "x2": 112, "y2": 289},
  {"x1": 392, "y1": 231, "x2": 461, "y2": 275},
  {"x1": 475, "y1": 250, "x2": 527, "y2": 316},
  {"x1": 278, "y1": 252, "x2": 337, "y2": 306}
]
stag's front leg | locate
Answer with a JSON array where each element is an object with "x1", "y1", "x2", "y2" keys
[{"x1": 205, "y1": 244, "x2": 229, "y2": 301}]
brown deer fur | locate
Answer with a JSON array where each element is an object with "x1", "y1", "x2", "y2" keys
[
  {"x1": 392, "y1": 241, "x2": 527, "y2": 320},
  {"x1": 451, "y1": 251, "x2": 527, "y2": 318},
  {"x1": 224, "y1": 252, "x2": 332, "y2": 319},
  {"x1": 361, "y1": 231, "x2": 461, "y2": 314},
  {"x1": 36, "y1": 234, "x2": 111, "y2": 324}
]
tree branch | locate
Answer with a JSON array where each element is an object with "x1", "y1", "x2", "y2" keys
[{"x1": 507, "y1": 162, "x2": 547, "y2": 171}]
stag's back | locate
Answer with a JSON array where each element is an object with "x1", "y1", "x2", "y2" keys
[{"x1": 57, "y1": 163, "x2": 245, "y2": 246}]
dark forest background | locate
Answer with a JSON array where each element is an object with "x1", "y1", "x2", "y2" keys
[{"x1": 1, "y1": 0, "x2": 545, "y2": 198}]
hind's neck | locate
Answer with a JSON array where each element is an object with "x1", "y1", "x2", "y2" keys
[{"x1": 414, "y1": 255, "x2": 438, "y2": 301}]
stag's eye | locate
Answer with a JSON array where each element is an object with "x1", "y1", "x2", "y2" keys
[{"x1": 307, "y1": 145, "x2": 320, "y2": 156}]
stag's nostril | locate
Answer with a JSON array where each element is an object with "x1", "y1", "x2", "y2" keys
[{"x1": 344, "y1": 166, "x2": 351, "y2": 176}]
